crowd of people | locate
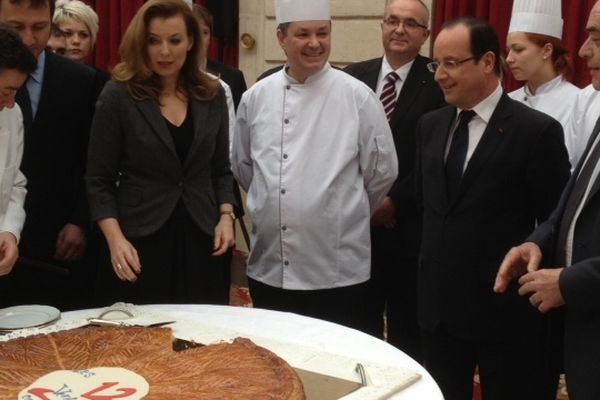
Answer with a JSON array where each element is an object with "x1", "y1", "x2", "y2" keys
[{"x1": 0, "y1": 0, "x2": 600, "y2": 399}]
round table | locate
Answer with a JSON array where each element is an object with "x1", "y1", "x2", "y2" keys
[{"x1": 60, "y1": 304, "x2": 441, "y2": 399}]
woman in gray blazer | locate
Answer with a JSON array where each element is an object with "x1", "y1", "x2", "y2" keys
[{"x1": 86, "y1": 0, "x2": 236, "y2": 305}]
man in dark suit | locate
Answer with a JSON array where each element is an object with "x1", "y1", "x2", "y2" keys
[
  {"x1": 417, "y1": 17, "x2": 570, "y2": 400},
  {"x1": 343, "y1": 0, "x2": 444, "y2": 362},
  {"x1": 0, "y1": 0, "x2": 103, "y2": 310},
  {"x1": 495, "y1": 3, "x2": 600, "y2": 398}
]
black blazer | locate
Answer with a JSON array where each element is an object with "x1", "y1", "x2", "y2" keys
[
  {"x1": 528, "y1": 118, "x2": 600, "y2": 399},
  {"x1": 415, "y1": 93, "x2": 571, "y2": 340},
  {"x1": 17, "y1": 52, "x2": 105, "y2": 261},
  {"x1": 344, "y1": 55, "x2": 445, "y2": 252},
  {"x1": 86, "y1": 81, "x2": 235, "y2": 238}
]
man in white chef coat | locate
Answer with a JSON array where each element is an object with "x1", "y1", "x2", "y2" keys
[
  {"x1": 0, "y1": 24, "x2": 36, "y2": 276},
  {"x1": 231, "y1": 0, "x2": 398, "y2": 329}
]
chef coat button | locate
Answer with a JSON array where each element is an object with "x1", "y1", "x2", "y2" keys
[
  {"x1": 281, "y1": 189, "x2": 286, "y2": 194},
  {"x1": 286, "y1": 85, "x2": 291, "y2": 90},
  {"x1": 284, "y1": 118, "x2": 289, "y2": 124},
  {"x1": 282, "y1": 225, "x2": 287, "y2": 231},
  {"x1": 283, "y1": 154, "x2": 288, "y2": 159},
  {"x1": 284, "y1": 260, "x2": 289, "y2": 266}
]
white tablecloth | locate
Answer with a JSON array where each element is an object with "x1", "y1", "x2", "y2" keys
[{"x1": 4, "y1": 304, "x2": 443, "y2": 399}]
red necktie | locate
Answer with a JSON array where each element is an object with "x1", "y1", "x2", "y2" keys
[{"x1": 380, "y1": 72, "x2": 399, "y2": 121}]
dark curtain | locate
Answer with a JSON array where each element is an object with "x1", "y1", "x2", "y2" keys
[
  {"x1": 84, "y1": 0, "x2": 145, "y2": 72},
  {"x1": 433, "y1": 0, "x2": 596, "y2": 90},
  {"x1": 202, "y1": 0, "x2": 239, "y2": 67}
]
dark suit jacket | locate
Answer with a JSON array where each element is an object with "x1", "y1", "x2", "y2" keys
[
  {"x1": 86, "y1": 81, "x2": 235, "y2": 238},
  {"x1": 344, "y1": 55, "x2": 445, "y2": 253},
  {"x1": 528, "y1": 117, "x2": 600, "y2": 399},
  {"x1": 415, "y1": 93, "x2": 571, "y2": 341},
  {"x1": 206, "y1": 59, "x2": 247, "y2": 110},
  {"x1": 17, "y1": 51, "x2": 105, "y2": 261}
]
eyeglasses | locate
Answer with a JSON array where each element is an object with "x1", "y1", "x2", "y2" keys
[
  {"x1": 382, "y1": 18, "x2": 428, "y2": 31},
  {"x1": 426, "y1": 56, "x2": 480, "y2": 73}
]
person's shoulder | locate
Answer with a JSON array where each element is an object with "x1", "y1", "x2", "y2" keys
[
  {"x1": 46, "y1": 52, "x2": 96, "y2": 80},
  {"x1": 0, "y1": 103, "x2": 23, "y2": 123},
  {"x1": 502, "y1": 94, "x2": 562, "y2": 128},
  {"x1": 343, "y1": 57, "x2": 381, "y2": 75}
]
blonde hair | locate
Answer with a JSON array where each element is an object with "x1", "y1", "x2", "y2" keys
[
  {"x1": 112, "y1": 0, "x2": 219, "y2": 102},
  {"x1": 53, "y1": 0, "x2": 99, "y2": 46}
]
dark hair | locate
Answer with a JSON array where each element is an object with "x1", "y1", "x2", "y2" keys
[
  {"x1": 277, "y1": 22, "x2": 291, "y2": 35},
  {"x1": 192, "y1": 4, "x2": 213, "y2": 32},
  {"x1": 524, "y1": 32, "x2": 573, "y2": 80},
  {"x1": 441, "y1": 17, "x2": 504, "y2": 77},
  {"x1": 112, "y1": 0, "x2": 219, "y2": 102},
  {"x1": 0, "y1": 23, "x2": 37, "y2": 73},
  {"x1": 0, "y1": 0, "x2": 55, "y2": 19}
]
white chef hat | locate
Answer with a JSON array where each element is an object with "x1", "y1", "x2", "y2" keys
[
  {"x1": 508, "y1": 0, "x2": 563, "y2": 39},
  {"x1": 275, "y1": 0, "x2": 330, "y2": 24}
]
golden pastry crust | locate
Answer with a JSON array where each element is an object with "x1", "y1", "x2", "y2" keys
[{"x1": 0, "y1": 327, "x2": 305, "y2": 400}]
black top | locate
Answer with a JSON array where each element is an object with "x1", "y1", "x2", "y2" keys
[{"x1": 164, "y1": 106, "x2": 193, "y2": 164}]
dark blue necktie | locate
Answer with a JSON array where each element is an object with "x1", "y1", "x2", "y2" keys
[{"x1": 446, "y1": 110, "x2": 476, "y2": 199}]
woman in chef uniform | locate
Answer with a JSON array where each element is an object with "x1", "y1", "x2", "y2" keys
[{"x1": 506, "y1": 0, "x2": 579, "y2": 160}]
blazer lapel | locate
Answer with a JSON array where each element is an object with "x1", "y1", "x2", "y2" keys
[
  {"x1": 184, "y1": 98, "x2": 209, "y2": 168},
  {"x1": 136, "y1": 99, "x2": 178, "y2": 157},
  {"x1": 362, "y1": 59, "x2": 382, "y2": 92},
  {"x1": 389, "y1": 55, "x2": 428, "y2": 128},
  {"x1": 448, "y1": 94, "x2": 510, "y2": 208},
  {"x1": 578, "y1": 117, "x2": 600, "y2": 206},
  {"x1": 435, "y1": 107, "x2": 457, "y2": 208}
]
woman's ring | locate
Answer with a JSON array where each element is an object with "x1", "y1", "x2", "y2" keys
[{"x1": 116, "y1": 264, "x2": 123, "y2": 270}]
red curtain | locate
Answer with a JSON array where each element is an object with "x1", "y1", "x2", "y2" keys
[
  {"x1": 433, "y1": 0, "x2": 596, "y2": 90},
  {"x1": 84, "y1": 0, "x2": 145, "y2": 72}
]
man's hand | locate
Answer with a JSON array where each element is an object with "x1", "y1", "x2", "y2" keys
[
  {"x1": 371, "y1": 196, "x2": 396, "y2": 228},
  {"x1": 518, "y1": 268, "x2": 565, "y2": 312},
  {"x1": 55, "y1": 223, "x2": 87, "y2": 262},
  {"x1": 494, "y1": 242, "x2": 542, "y2": 293},
  {"x1": 0, "y1": 232, "x2": 18, "y2": 276}
]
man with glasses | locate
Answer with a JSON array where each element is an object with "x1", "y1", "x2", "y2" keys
[
  {"x1": 0, "y1": 24, "x2": 36, "y2": 277},
  {"x1": 415, "y1": 17, "x2": 570, "y2": 400},
  {"x1": 343, "y1": 0, "x2": 443, "y2": 362}
]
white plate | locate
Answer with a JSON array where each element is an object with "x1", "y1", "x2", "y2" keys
[{"x1": 0, "y1": 305, "x2": 60, "y2": 330}]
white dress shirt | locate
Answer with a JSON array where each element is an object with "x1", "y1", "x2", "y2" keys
[
  {"x1": 232, "y1": 63, "x2": 398, "y2": 290},
  {"x1": 564, "y1": 84, "x2": 600, "y2": 169},
  {"x1": 0, "y1": 104, "x2": 27, "y2": 241},
  {"x1": 375, "y1": 56, "x2": 414, "y2": 100},
  {"x1": 444, "y1": 84, "x2": 503, "y2": 171}
]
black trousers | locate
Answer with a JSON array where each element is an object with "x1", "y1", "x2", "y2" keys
[
  {"x1": 421, "y1": 326, "x2": 559, "y2": 400},
  {"x1": 248, "y1": 277, "x2": 367, "y2": 330},
  {"x1": 366, "y1": 226, "x2": 421, "y2": 361}
]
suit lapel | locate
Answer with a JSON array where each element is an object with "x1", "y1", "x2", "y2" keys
[
  {"x1": 389, "y1": 55, "x2": 429, "y2": 128},
  {"x1": 578, "y1": 117, "x2": 600, "y2": 206},
  {"x1": 136, "y1": 99, "x2": 178, "y2": 158},
  {"x1": 362, "y1": 58, "x2": 382, "y2": 92},
  {"x1": 434, "y1": 107, "x2": 457, "y2": 208},
  {"x1": 460, "y1": 95, "x2": 510, "y2": 188},
  {"x1": 184, "y1": 98, "x2": 209, "y2": 168}
]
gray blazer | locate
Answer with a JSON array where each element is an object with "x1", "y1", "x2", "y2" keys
[{"x1": 86, "y1": 80, "x2": 235, "y2": 238}]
